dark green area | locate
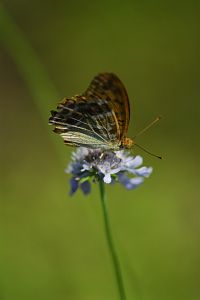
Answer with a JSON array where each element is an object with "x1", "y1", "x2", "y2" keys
[{"x1": 0, "y1": 1, "x2": 199, "y2": 299}]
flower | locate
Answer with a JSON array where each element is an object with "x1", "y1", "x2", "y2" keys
[{"x1": 65, "y1": 147, "x2": 153, "y2": 195}]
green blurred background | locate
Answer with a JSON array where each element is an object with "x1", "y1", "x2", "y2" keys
[{"x1": 0, "y1": 1, "x2": 199, "y2": 299}]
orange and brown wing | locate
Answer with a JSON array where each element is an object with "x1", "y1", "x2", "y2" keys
[{"x1": 84, "y1": 73, "x2": 130, "y2": 139}]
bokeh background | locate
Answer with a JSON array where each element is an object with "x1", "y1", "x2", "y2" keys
[{"x1": 0, "y1": 1, "x2": 199, "y2": 299}]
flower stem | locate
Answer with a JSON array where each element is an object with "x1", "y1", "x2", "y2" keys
[{"x1": 99, "y1": 180, "x2": 127, "y2": 300}]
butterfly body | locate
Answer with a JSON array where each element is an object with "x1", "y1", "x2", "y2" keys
[{"x1": 49, "y1": 73, "x2": 134, "y2": 151}]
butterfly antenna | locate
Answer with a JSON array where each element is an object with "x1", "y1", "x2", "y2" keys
[
  {"x1": 133, "y1": 116, "x2": 162, "y2": 139},
  {"x1": 134, "y1": 143, "x2": 162, "y2": 159}
]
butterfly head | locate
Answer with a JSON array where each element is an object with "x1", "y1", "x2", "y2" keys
[{"x1": 121, "y1": 137, "x2": 134, "y2": 149}]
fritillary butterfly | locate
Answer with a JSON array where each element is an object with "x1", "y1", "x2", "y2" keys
[{"x1": 49, "y1": 73, "x2": 134, "y2": 150}]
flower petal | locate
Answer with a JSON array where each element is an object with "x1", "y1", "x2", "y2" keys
[
  {"x1": 134, "y1": 166, "x2": 153, "y2": 177},
  {"x1": 103, "y1": 173, "x2": 112, "y2": 184},
  {"x1": 69, "y1": 178, "x2": 79, "y2": 195},
  {"x1": 82, "y1": 163, "x2": 91, "y2": 171},
  {"x1": 80, "y1": 181, "x2": 91, "y2": 195},
  {"x1": 126, "y1": 155, "x2": 143, "y2": 168},
  {"x1": 118, "y1": 173, "x2": 144, "y2": 190}
]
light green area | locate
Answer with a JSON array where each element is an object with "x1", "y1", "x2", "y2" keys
[{"x1": 0, "y1": 1, "x2": 199, "y2": 299}]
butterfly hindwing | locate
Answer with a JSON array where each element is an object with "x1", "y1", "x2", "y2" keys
[{"x1": 49, "y1": 95, "x2": 120, "y2": 149}]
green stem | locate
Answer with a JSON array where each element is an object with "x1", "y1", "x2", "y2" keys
[{"x1": 99, "y1": 180, "x2": 126, "y2": 300}]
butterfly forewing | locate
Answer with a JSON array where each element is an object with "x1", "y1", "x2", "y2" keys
[{"x1": 84, "y1": 73, "x2": 130, "y2": 139}]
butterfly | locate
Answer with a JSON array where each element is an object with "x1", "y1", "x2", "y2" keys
[{"x1": 49, "y1": 73, "x2": 134, "y2": 150}]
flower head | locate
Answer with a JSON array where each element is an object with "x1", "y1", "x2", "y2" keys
[{"x1": 65, "y1": 147, "x2": 153, "y2": 195}]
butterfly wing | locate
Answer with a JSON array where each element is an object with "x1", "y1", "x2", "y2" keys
[
  {"x1": 84, "y1": 73, "x2": 130, "y2": 139},
  {"x1": 49, "y1": 95, "x2": 120, "y2": 149}
]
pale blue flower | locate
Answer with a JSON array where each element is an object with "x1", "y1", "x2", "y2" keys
[{"x1": 65, "y1": 147, "x2": 153, "y2": 195}]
